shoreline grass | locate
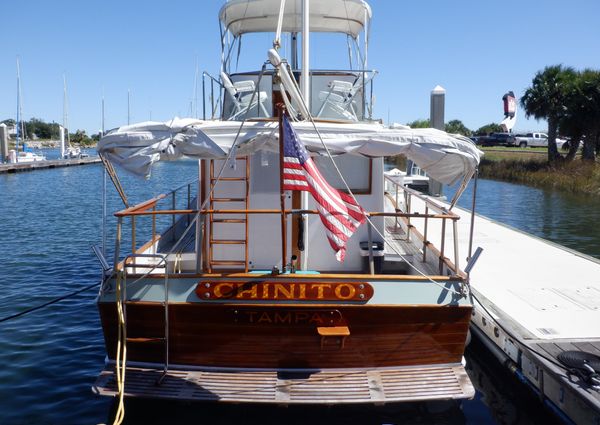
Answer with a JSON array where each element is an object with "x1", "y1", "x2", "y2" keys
[{"x1": 479, "y1": 147, "x2": 600, "y2": 196}]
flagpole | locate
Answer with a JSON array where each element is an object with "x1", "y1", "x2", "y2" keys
[{"x1": 277, "y1": 103, "x2": 287, "y2": 272}]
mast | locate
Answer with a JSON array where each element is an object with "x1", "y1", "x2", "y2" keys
[
  {"x1": 127, "y1": 89, "x2": 131, "y2": 125},
  {"x1": 299, "y1": 0, "x2": 310, "y2": 270},
  {"x1": 16, "y1": 58, "x2": 21, "y2": 162},
  {"x1": 102, "y1": 90, "x2": 107, "y2": 256},
  {"x1": 300, "y1": 0, "x2": 310, "y2": 106},
  {"x1": 63, "y1": 74, "x2": 70, "y2": 151}
]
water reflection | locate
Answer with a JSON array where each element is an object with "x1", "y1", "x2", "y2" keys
[
  {"x1": 106, "y1": 397, "x2": 467, "y2": 425},
  {"x1": 451, "y1": 179, "x2": 600, "y2": 260}
]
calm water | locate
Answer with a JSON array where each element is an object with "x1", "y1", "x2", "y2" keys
[{"x1": 1, "y1": 160, "x2": 597, "y2": 425}]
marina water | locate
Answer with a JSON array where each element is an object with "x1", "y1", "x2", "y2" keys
[{"x1": 1, "y1": 157, "x2": 596, "y2": 424}]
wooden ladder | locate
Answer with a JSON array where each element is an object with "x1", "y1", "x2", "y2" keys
[{"x1": 208, "y1": 157, "x2": 249, "y2": 272}]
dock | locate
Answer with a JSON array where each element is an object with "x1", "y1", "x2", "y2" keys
[
  {"x1": 404, "y1": 195, "x2": 600, "y2": 424},
  {"x1": 0, "y1": 157, "x2": 101, "y2": 174}
]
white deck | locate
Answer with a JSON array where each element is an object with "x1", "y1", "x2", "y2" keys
[
  {"x1": 458, "y1": 206, "x2": 600, "y2": 341},
  {"x1": 403, "y1": 194, "x2": 600, "y2": 341}
]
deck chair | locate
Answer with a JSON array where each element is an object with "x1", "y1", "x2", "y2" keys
[
  {"x1": 316, "y1": 72, "x2": 375, "y2": 121},
  {"x1": 221, "y1": 72, "x2": 269, "y2": 120}
]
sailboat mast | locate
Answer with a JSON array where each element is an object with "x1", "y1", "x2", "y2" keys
[
  {"x1": 63, "y1": 74, "x2": 70, "y2": 145},
  {"x1": 16, "y1": 58, "x2": 21, "y2": 161}
]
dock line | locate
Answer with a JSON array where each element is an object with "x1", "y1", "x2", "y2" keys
[{"x1": 0, "y1": 281, "x2": 99, "y2": 323}]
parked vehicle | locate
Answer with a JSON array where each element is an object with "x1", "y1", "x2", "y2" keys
[
  {"x1": 476, "y1": 132, "x2": 516, "y2": 147},
  {"x1": 513, "y1": 133, "x2": 568, "y2": 149},
  {"x1": 514, "y1": 132, "x2": 547, "y2": 147}
]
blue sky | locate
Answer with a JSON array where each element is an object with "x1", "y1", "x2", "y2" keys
[{"x1": 1, "y1": 0, "x2": 599, "y2": 135}]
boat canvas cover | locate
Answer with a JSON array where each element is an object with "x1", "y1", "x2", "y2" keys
[
  {"x1": 98, "y1": 118, "x2": 482, "y2": 186},
  {"x1": 220, "y1": 0, "x2": 371, "y2": 38}
]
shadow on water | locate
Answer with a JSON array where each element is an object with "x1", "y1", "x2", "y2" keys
[
  {"x1": 106, "y1": 398, "x2": 467, "y2": 425},
  {"x1": 463, "y1": 334, "x2": 562, "y2": 425}
]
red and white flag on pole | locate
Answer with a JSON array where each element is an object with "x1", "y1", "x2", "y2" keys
[{"x1": 281, "y1": 115, "x2": 366, "y2": 261}]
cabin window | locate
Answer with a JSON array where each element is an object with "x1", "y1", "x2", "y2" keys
[{"x1": 313, "y1": 154, "x2": 372, "y2": 194}]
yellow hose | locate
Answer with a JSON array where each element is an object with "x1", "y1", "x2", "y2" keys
[{"x1": 112, "y1": 271, "x2": 127, "y2": 425}]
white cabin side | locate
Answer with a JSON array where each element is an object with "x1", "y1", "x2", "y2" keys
[{"x1": 204, "y1": 153, "x2": 384, "y2": 272}]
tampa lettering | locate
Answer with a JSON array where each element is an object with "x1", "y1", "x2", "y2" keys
[{"x1": 243, "y1": 311, "x2": 327, "y2": 325}]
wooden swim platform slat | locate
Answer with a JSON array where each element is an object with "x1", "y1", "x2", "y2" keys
[{"x1": 93, "y1": 364, "x2": 474, "y2": 404}]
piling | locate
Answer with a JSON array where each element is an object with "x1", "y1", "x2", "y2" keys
[
  {"x1": 429, "y1": 85, "x2": 445, "y2": 196},
  {"x1": 60, "y1": 126, "x2": 65, "y2": 159},
  {"x1": 0, "y1": 124, "x2": 8, "y2": 163}
]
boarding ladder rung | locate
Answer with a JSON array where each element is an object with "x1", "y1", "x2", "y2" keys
[
  {"x1": 122, "y1": 253, "x2": 170, "y2": 380},
  {"x1": 208, "y1": 157, "x2": 249, "y2": 273}
]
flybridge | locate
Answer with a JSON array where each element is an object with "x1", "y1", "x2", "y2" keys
[{"x1": 219, "y1": 0, "x2": 372, "y2": 38}]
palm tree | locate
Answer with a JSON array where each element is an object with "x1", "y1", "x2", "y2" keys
[
  {"x1": 521, "y1": 65, "x2": 577, "y2": 162},
  {"x1": 560, "y1": 69, "x2": 600, "y2": 161},
  {"x1": 577, "y1": 69, "x2": 600, "y2": 161}
]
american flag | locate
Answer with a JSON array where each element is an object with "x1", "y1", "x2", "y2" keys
[{"x1": 282, "y1": 115, "x2": 366, "y2": 262}]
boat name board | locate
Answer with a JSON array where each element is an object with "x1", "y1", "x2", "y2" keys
[{"x1": 196, "y1": 281, "x2": 373, "y2": 302}]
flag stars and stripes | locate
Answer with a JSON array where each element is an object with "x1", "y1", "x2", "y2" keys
[{"x1": 281, "y1": 115, "x2": 366, "y2": 262}]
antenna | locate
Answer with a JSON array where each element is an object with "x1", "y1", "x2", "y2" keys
[
  {"x1": 16, "y1": 57, "x2": 21, "y2": 159},
  {"x1": 127, "y1": 89, "x2": 131, "y2": 125},
  {"x1": 63, "y1": 74, "x2": 70, "y2": 144},
  {"x1": 101, "y1": 88, "x2": 105, "y2": 135},
  {"x1": 193, "y1": 57, "x2": 199, "y2": 118}
]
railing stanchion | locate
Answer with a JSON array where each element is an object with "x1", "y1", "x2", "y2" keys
[
  {"x1": 152, "y1": 206, "x2": 157, "y2": 255},
  {"x1": 406, "y1": 193, "x2": 412, "y2": 241},
  {"x1": 211, "y1": 80, "x2": 215, "y2": 120},
  {"x1": 131, "y1": 216, "x2": 136, "y2": 254},
  {"x1": 439, "y1": 218, "x2": 447, "y2": 274},
  {"x1": 453, "y1": 219, "x2": 460, "y2": 274},
  {"x1": 187, "y1": 183, "x2": 191, "y2": 226},
  {"x1": 114, "y1": 217, "x2": 123, "y2": 271},
  {"x1": 171, "y1": 192, "x2": 176, "y2": 240},
  {"x1": 423, "y1": 206, "x2": 429, "y2": 263},
  {"x1": 394, "y1": 183, "x2": 399, "y2": 230}
]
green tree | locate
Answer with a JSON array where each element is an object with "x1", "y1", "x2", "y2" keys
[
  {"x1": 70, "y1": 129, "x2": 93, "y2": 146},
  {"x1": 445, "y1": 120, "x2": 472, "y2": 137},
  {"x1": 577, "y1": 69, "x2": 600, "y2": 161},
  {"x1": 406, "y1": 119, "x2": 430, "y2": 128},
  {"x1": 521, "y1": 65, "x2": 577, "y2": 162},
  {"x1": 558, "y1": 69, "x2": 600, "y2": 161},
  {"x1": 474, "y1": 123, "x2": 503, "y2": 135},
  {"x1": 1, "y1": 119, "x2": 16, "y2": 126}
]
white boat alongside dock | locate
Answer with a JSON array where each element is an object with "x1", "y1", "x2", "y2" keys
[{"x1": 394, "y1": 188, "x2": 600, "y2": 424}]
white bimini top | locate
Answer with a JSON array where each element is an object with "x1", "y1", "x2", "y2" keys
[{"x1": 220, "y1": 0, "x2": 371, "y2": 38}]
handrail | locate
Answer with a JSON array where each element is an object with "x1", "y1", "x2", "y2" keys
[
  {"x1": 202, "y1": 71, "x2": 224, "y2": 121},
  {"x1": 115, "y1": 194, "x2": 167, "y2": 217},
  {"x1": 114, "y1": 179, "x2": 197, "y2": 217},
  {"x1": 384, "y1": 175, "x2": 458, "y2": 217},
  {"x1": 112, "y1": 175, "x2": 463, "y2": 277},
  {"x1": 114, "y1": 207, "x2": 459, "y2": 220}
]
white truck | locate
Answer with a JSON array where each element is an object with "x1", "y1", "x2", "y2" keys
[
  {"x1": 514, "y1": 132, "x2": 548, "y2": 147},
  {"x1": 513, "y1": 132, "x2": 568, "y2": 149}
]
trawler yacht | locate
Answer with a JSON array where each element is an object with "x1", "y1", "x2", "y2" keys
[{"x1": 93, "y1": 0, "x2": 482, "y2": 409}]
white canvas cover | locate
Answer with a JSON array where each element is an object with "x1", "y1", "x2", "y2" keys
[
  {"x1": 98, "y1": 118, "x2": 482, "y2": 186},
  {"x1": 220, "y1": 0, "x2": 371, "y2": 38}
]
